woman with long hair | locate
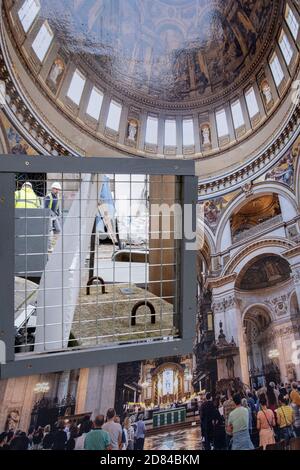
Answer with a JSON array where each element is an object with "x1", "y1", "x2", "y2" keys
[{"x1": 257, "y1": 395, "x2": 276, "y2": 449}]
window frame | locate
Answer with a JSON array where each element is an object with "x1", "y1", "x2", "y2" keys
[
  {"x1": 215, "y1": 108, "x2": 229, "y2": 138},
  {"x1": 66, "y1": 69, "x2": 87, "y2": 106},
  {"x1": 18, "y1": 0, "x2": 40, "y2": 33},
  {"x1": 86, "y1": 86, "x2": 104, "y2": 121},
  {"x1": 31, "y1": 20, "x2": 54, "y2": 63}
]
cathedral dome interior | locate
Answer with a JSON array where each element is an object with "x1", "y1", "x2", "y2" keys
[
  {"x1": 39, "y1": 0, "x2": 280, "y2": 107},
  {"x1": 0, "y1": 0, "x2": 300, "y2": 452},
  {"x1": 1, "y1": 0, "x2": 300, "y2": 186}
]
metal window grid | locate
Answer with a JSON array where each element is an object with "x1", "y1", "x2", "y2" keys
[{"x1": 0, "y1": 155, "x2": 197, "y2": 378}]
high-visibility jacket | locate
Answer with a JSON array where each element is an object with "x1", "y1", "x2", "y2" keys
[
  {"x1": 15, "y1": 187, "x2": 40, "y2": 209},
  {"x1": 44, "y1": 192, "x2": 60, "y2": 216}
]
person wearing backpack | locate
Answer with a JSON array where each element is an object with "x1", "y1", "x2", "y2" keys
[{"x1": 275, "y1": 394, "x2": 295, "y2": 444}]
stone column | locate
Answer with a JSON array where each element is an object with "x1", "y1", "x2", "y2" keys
[
  {"x1": 274, "y1": 331, "x2": 288, "y2": 383},
  {"x1": 68, "y1": 369, "x2": 79, "y2": 400},
  {"x1": 57, "y1": 370, "x2": 71, "y2": 402},
  {"x1": 279, "y1": 195, "x2": 297, "y2": 222},
  {"x1": 209, "y1": 274, "x2": 250, "y2": 386},
  {"x1": 75, "y1": 365, "x2": 118, "y2": 419},
  {"x1": 283, "y1": 246, "x2": 300, "y2": 308},
  {"x1": 283, "y1": 246, "x2": 300, "y2": 380},
  {"x1": 0, "y1": 374, "x2": 41, "y2": 432}
]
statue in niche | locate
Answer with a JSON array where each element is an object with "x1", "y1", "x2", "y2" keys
[
  {"x1": 226, "y1": 356, "x2": 235, "y2": 378},
  {"x1": 261, "y1": 79, "x2": 273, "y2": 106},
  {"x1": 47, "y1": 58, "x2": 65, "y2": 93},
  {"x1": 201, "y1": 124, "x2": 211, "y2": 146},
  {"x1": 5, "y1": 408, "x2": 20, "y2": 432},
  {"x1": 127, "y1": 120, "x2": 138, "y2": 141}
]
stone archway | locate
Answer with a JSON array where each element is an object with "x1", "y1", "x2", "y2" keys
[{"x1": 243, "y1": 306, "x2": 276, "y2": 388}]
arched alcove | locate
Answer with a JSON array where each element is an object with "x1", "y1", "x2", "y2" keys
[{"x1": 236, "y1": 254, "x2": 291, "y2": 291}]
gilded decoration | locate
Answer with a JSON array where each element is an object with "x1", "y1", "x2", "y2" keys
[
  {"x1": 231, "y1": 194, "x2": 281, "y2": 239},
  {"x1": 200, "y1": 191, "x2": 238, "y2": 232},
  {"x1": 265, "y1": 134, "x2": 300, "y2": 189}
]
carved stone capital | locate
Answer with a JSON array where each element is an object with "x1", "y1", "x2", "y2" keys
[
  {"x1": 212, "y1": 294, "x2": 238, "y2": 313},
  {"x1": 292, "y1": 267, "x2": 300, "y2": 284}
]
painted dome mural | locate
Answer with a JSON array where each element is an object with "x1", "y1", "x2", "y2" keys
[
  {"x1": 1, "y1": 0, "x2": 299, "y2": 175},
  {"x1": 41, "y1": 0, "x2": 280, "y2": 107}
]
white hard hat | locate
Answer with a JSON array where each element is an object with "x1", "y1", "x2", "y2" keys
[
  {"x1": 51, "y1": 182, "x2": 62, "y2": 190},
  {"x1": 22, "y1": 181, "x2": 32, "y2": 188}
]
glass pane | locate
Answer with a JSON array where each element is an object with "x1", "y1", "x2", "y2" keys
[
  {"x1": 86, "y1": 87, "x2": 103, "y2": 120},
  {"x1": 231, "y1": 100, "x2": 245, "y2": 129},
  {"x1": 32, "y1": 21, "x2": 54, "y2": 62},
  {"x1": 269, "y1": 54, "x2": 284, "y2": 87},
  {"x1": 285, "y1": 4, "x2": 299, "y2": 39},
  {"x1": 67, "y1": 69, "x2": 86, "y2": 105},
  {"x1": 13, "y1": 172, "x2": 181, "y2": 354},
  {"x1": 245, "y1": 87, "x2": 259, "y2": 118},
  {"x1": 106, "y1": 100, "x2": 122, "y2": 131},
  {"x1": 164, "y1": 120, "x2": 176, "y2": 146},
  {"x1": 145, "y1": 116, "x2": 158, "y2": 144},
  {"x1": 182, "y1": 119, "x2": 194, "y2": 146},
  {"x1": 216, "y1": 109, "x2": 229, "y2": 137},
  {"x1": 18, "y1": 0, "x2": 40, "y2": 33},
  {"x1": 279, "y1": 32, "x2": 293, "y2": 65}
]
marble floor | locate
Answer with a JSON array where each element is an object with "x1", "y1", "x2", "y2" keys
[{"x1": 144, "y1": 425, "x2": 202, "y2": 450}]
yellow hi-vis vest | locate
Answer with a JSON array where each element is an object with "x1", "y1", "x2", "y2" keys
[{"x1": 15, "y1": 187, "x2": 40, "y2": 209}]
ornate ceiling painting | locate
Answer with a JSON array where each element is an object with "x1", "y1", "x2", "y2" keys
[
  {"x1": 0, "y1": 111, "x2": 37, "y2": 156},
  {"x1": 237, "y1": 255, "x2": 291, "y2": 291},
  {"x1": 41, "y1": 0, "x2": 279, "y2": 108},
  {"x1": 264, "y1": 134, "x2": 300, "y2": 189},
  {"x1": 200, "y1": 191, "x2": 239, "y2": 232}
]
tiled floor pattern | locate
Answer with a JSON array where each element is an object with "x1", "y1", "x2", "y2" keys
[{"x1": 144, "y1": 426, "x2": 202, "y2": 450}]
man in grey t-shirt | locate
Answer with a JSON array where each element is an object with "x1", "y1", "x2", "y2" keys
[{"x1": 102, "y1": 408, "x2": 122, "y2": 450}]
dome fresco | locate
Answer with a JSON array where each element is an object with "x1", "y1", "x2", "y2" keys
[
  {"x1": 41, "y1": 0, "x2": 281, "y2": 108},
  {"x1": 1, "y1": 0, "x2": 299, "y2": 170}
]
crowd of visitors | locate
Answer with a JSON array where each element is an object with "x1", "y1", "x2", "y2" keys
[
  {"x1": 199, "y1": 381, "x2": 300, "y2": 450},
  {"x1": 1, "y1": 381, "x2": 300, "y2": 451},
  {"x1": 0, "y1": 408, "x2": 146, "y2": 451}
]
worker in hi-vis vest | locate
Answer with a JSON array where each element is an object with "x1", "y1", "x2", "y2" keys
[
  {"x1": 15, "y1": 182, "x2": 40, "y2": 208},
  {"x1": 44, "y1": 181, "x2": 62, "y2": 252}
]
